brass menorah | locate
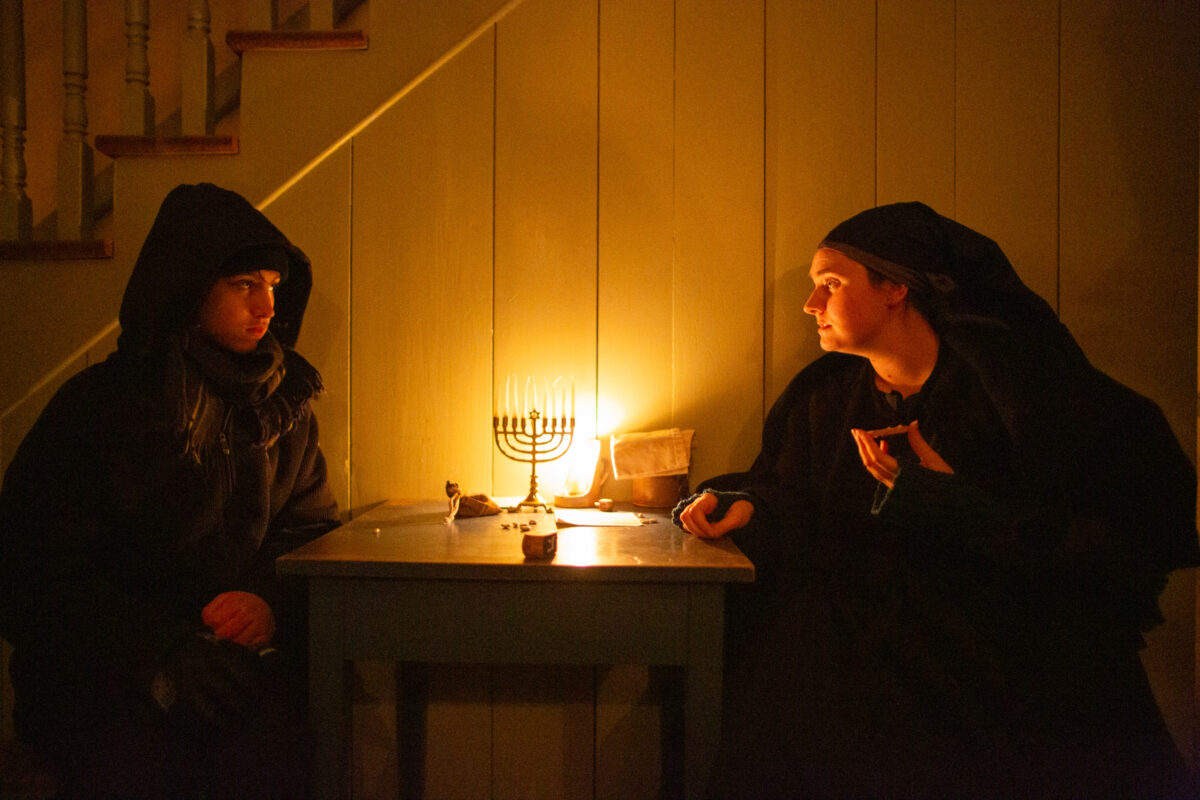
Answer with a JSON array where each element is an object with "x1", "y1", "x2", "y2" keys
[{"x1": 493, "y1": 408, "x2": 575, "y2": 511}]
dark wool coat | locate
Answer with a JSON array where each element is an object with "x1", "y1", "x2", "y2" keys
[
  {"x1": 0, "y1": 184, "x2": 339, "y2": 748},
  {"x1": 690, "y1": 203, "x2": 1200, "y2": 799}
]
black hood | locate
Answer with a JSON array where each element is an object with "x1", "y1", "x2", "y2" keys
[{"x1": 118, "y1": 183, "x2": 312, "y2": 354}]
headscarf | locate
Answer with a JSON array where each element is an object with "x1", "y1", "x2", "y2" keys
[{"x1": 818, "y1": 201, "x2": 1086, "y2": 363}]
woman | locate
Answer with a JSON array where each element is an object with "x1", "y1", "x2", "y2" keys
[
  {"x1": 677, "y1": 202, "x2": 1199, "y2": 798},
  {"x1": 0, "y1": 183, "x2": 339, "y2": 798}
]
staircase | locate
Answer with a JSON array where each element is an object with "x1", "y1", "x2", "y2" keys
[{"x1": 0, "y1": 0, "x2": 523, "y2": 470}]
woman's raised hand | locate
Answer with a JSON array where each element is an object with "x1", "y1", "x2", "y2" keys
[
  {"x1": 680, "y1": 492, "x2": 755, "y2": 539},
  {"x1": 851, "y1": 421, "x2": 953, "y2": 488}
]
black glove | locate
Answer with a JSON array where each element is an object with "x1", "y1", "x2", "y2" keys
[{"x1": 151, "y1": 631, "x2": 260, "y2": 725}]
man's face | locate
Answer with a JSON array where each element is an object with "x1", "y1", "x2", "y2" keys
[
  {"x1": 195, "y1": 269, "x2": 281, "y2": 353},
  {"x1": 803, "y1": 249, "x2": 904, "y2": 356}
]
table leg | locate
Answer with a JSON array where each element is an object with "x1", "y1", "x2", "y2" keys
[
  {"x1": 308, "y1": 579, "x2": 350, "y2": 800},
  {"x1": 684, "y1": 585, "x2": 725, "y2": 800}
]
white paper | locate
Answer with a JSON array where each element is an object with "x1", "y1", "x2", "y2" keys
[{"x1": 554, "y1": 508, "x2": 643, "y2": 527}]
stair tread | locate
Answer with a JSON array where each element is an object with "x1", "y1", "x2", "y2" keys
[
  {"x1": 0, "y1": 239, "x2": 113, "y2": 261},
  {"x1": 226, "y1": 29, "x2": 368, "y2": 53},
  {"x1": 93, "y1": 135, "x2": 238, "y2": 158}
]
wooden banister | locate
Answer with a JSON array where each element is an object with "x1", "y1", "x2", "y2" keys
[
  {"x1": 57, "y1": 0, "x2": 93, "y2": 240},
  {"x1": 120, "y1": 0, "x2": 154, "y2": 136},
  {"x1": 0, "y1": 0, "x2": 32, "y2": 240},
  {"x1": 182, "y1": 0, "x2": 215, "y2": 136}
]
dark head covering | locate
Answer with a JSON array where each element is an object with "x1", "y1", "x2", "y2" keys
[
  {"x1": 820, "y1": 201, "x2": 1200, "y2": 579},
  {"x1": 819, "y1": 201, "x2": 1084, "y2": 362},
  {"x1": 115, "y1": 183, "x2": 322, "y2": 462},
  {"x1": 118, "y1": 183, "x2": 312, "y2": 356}
]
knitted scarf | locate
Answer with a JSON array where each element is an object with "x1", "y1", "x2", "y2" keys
[{"x1": 162, "y1": 330, "x2": 318, "y2": 463}]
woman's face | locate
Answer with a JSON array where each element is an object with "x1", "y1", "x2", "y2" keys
[
  {"x1": 803, "y1": 248, "x2": 906, "y2": 356},
  {"x1": 195, "y1": 269, "x2": 281, "y2": 353}
]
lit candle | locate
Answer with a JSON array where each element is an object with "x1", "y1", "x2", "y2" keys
[
  {"x1": 524, "y1": 375, "x2": 531, "y2": 418},
  {"x1": 570, "y1": 377, "x2": 575, "y2": 419},
  {"x1": 504, "y1": 374, "x2": 512, "y2": 419}
]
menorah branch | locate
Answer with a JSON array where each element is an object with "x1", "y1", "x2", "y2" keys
[{"x1": 493, "y1": 409, "x2": 575, "y2": 511}]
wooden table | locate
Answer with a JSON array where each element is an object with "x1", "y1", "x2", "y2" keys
[{"x1": 277, "y1": 500, "x2": 755, "y2": 799}]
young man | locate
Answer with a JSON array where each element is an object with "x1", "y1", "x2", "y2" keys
[{"x1": 0, "y1": 183, "x2": 339, "y2": 798}]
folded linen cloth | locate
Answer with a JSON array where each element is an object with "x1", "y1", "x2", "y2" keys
[{"x1": 609, "y1": 428, "x2": 694, "y2": 479}]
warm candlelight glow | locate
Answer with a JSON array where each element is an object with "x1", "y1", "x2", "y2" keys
[{"x1": 493, "y1": 373, "x2": 577, "y2": 511}]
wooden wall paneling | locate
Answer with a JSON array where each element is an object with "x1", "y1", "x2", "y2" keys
[
  {"x1": 419, "y1": 665, "x2": 492, "y2": 800},
  {"x1": 876, "y1": 0, "x2": 955, "y2": 212},
  {"x1": 675, "y1": 0, "x2": 765, "y2": 484},
  {"x1": 1059, "y1": 0, "x2": 1197, "y2": 439},
  {"x1": 491, "y1": 664, "x2": 597, "y2": 799},
  {"x1": 493, "y1": 0, "x2": 599, "y2": 796},
  {"x1": 350, "y1": 33, "x2": 496, "y2": 510},
  {"x1": 349, "y1": 37, "x2": 496, "y2": 797},
  {"x1": 954, "y1": 0, "x2": 1059, "y2": 307},
  {"x1": 494, "y1": 0, "x2": 599, "y2": 501},
  {"x1": 263, "y1": 142, "x2": 353, "y2": 519},
  {"x1": 764, "y1": 0, "x2": 876, "y2": 408},
  {"x1": 598, "y1": 0, "x2": 675, "y2": 472},
  {"x1": 1058, "y1": 0, "x2": 1199, "y2": 766},
  {"x1": 595, "y1": 1, "x2": 674, "y2": 796}
]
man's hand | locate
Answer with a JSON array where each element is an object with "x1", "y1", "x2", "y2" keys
[
  {"x1": 679, "y1": 492, "x2": 754, "y2": 539},
  {"x1": 202, "y1": 591, "x2": 276, "y2": 649},
  {"x1": 156, "y1": 632, "x2": 259, "y2": 723}
]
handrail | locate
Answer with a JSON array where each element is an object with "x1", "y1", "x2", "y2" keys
[{"x1": 0, "y1": 321, "x2": 119, "y2": 423}]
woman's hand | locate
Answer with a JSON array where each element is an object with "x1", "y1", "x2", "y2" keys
[
  {"x1": 202, "y1": 591, "x2": 276, "y2": 649},
  {"x1": 679, "y1": 492, "x2": 754, "y2": 539},
  {"x1": 851, "y1": 421, "x2": 953, "y2": 489}
]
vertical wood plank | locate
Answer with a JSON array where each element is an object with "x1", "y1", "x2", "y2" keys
[
  {"x1": 595, "y1": 1, "x2": 674, "y2": 790},
  {"x1": 494, "y1": 0, "x2": 599, "y2": 501},
  {"x1": 491, "y1": 665, "x2": 596, "y2": 800},
  {"x1": 598, "y1": 0, "x2": 675, "y2": 463},
  {"x1": 350, "y1": 32, "x2": 495, "y2": 510},
  {"x1": 595, "y1": 665, "x2": 662, "y2": 799},
  {"x1": 262, "y1": 142, "x2": 353, "y2": 518},
  {"x1": 1059, "y1": 0, "x2": 1197, "y2": 437},
  {"x1": 1059, "y1": 0, "x2": 1198, "y2": 765},
  {"x1": 955, "y1": 0, "x2": 1059, "y2": 306},
  {"x1": 675, "y1": 0, "x2": 765, "y2": 482},
  {"x1": 493, "y1": 2, "x2": 599, "y2": 796},
  {"x1": 765, "y1": 0, "x2": 875, "y2": 407},
  {"x1": 422, "y1": 665, "x2": 492, "y2": 800},
  {"x1": 876, "y1": 0, "x2": 955, "y2": 212}
]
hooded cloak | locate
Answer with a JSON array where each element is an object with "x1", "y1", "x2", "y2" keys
[
  {"x1": 685, "y1": 202, "x2": 1199, "y2": 798},
  {"x1": 0, "y1": 183, "x2": 339, "y2": 783}
]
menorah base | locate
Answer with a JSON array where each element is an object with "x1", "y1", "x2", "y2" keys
[{"x1": 507, "y1": 490, "x2": 551, "y2": 513}]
